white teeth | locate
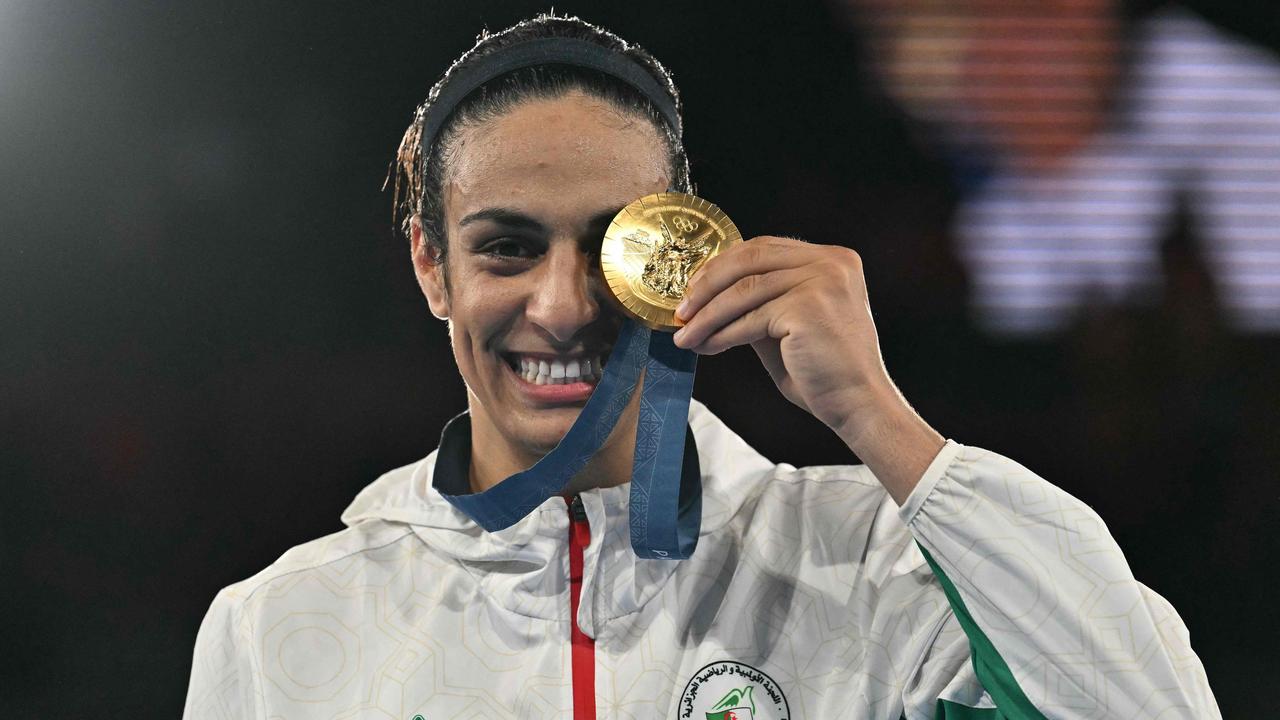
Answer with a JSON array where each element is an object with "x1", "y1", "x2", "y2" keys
[{"x1": 511, "y1": 355, "x2": 605, "y2": 385}]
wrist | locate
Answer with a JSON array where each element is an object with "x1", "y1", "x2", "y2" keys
[
  {"x1": 832, "y1": 381, "x2": 904, "y2": 453},
  {"x1": 835, "y1": 382, "x2": 945, "y2": 505}
]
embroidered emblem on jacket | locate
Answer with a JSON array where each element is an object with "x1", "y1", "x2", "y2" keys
[{"x1": 679, "y1": 661, "x2": 789, "y2": 720}]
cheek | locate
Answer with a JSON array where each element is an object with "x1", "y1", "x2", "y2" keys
[{"x1": 446, "y1": 279, "x2": 525, "y2": 353}]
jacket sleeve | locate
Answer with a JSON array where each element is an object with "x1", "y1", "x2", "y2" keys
[
  {"x1": 897, "y1": 441, "x2": 1220, "y2": 719},
  {"x1": 183, "y1": 587, "x2": 262, "y2": 720}
]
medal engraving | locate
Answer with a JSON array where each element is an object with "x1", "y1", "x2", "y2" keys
[
  {"x1": 601, "y1": 192, "x2": 743, "y2": 331},
  {"x1": 639, "y1": 217, "x2": 711, "y2": 299}
]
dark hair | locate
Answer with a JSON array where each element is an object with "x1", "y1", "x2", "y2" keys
[{"x1": 392, "y1": 13, "x2": 692, "y2": 263}]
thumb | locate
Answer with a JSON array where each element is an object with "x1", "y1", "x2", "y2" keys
[{"x1": 751, "y1": 339, "x2": 805, "y2": 410}]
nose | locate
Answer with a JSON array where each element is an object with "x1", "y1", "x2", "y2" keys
[{"x1": 526, "y1": 242, "x2": 601, "y2": 344}]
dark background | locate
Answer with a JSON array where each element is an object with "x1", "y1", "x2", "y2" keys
[{"x1": 2, "y1": 0, "x2": 1276, "y2": 715}]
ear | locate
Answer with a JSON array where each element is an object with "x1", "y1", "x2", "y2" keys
[{"x1": 410, "y1": 217, "x2": 450, "y2": 320}]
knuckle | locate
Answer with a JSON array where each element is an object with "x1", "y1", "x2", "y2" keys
[{"x1": 834, "y1": 245, "x2": 862, "y2": 267}]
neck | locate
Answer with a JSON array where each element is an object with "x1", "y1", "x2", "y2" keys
[{"x1": 467, "y1": 388, "x2": 642, "y2": 496}]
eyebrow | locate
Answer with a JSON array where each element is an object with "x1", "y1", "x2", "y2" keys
[
  {"x1": 457, "y1": 206, "x2": 626, "y2": 237},
  {"x1": 458, "y1": 207, "x2": 547, "y2": 232}
]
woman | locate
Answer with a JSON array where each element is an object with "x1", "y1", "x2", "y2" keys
[{"x1": 184, "y1": 14, "x2": 1219, "y2": 719}]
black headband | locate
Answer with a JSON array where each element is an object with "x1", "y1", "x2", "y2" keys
[{"x1": 420, "y1": 37, "x2": 681, "y2": 154}]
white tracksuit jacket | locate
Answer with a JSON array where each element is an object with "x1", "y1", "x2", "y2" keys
[{"x1": 184, "y1": 400, "x2": 1220, "y2": 719}]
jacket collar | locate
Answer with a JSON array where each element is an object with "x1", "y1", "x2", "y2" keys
[{"x1": 339, "y1": 400, "x2": 777, "y2": 621}]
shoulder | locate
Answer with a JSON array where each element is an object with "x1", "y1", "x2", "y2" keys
[
  {"x1": 202, "y1": 452, "x2": 450, "y2": 621},
  {"x1": 212, "y1": 520, "x2": 418, "y2": 616},
  {"x1": 189, "y1": 516, "x2": 420, "y2": 702},
  {"x1": 186, "y1": 511, "x2": 425, "y2": 716}
]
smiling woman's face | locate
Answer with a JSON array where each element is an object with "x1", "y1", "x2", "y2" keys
[{"x1": 413, "y1": 90, "x2": 670, "y2": 465}]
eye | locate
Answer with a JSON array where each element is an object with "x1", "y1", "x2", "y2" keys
[{"x1": 481, "y1": 237, "x2": 536, "y2": 260}]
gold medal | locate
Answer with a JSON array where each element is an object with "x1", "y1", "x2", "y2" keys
[{"x1": 600, "y1": 192, "x2": 743, "y2": 331}]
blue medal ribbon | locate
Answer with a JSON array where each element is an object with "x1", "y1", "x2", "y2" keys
[
  {"x1": 440, "y1": 319, "x2": 701, "y2": 559},
  {"x1": 628, "y1": 329, "x2": 700, "y2": 558}
]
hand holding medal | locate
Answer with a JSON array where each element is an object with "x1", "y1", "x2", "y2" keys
[{"x1": 600, "y1": 190, "x2": 890, "y2": 452}]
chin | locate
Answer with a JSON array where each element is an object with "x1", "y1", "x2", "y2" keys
[{"x1": 512, "y1": 408, "x2": 582, "y2": 455}]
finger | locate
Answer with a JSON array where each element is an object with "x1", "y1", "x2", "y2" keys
[
  {"x1": 682, "y1": 295, "x2": 794, "y2": 356},
  {"x1": 676, "y1": 237, "x2": 815, "y2": 322},
  {"x1": 673, "y1": 266, "x2": 813, "y2": 350}
]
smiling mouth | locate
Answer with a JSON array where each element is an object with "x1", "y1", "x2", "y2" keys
[{"x1": 501, "y1": 352, "x2": 608, "y2": 386}]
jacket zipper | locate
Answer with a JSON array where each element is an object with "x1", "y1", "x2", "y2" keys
[{"x1": 568, "y1": 495, "x2": 596, "y2": 720}]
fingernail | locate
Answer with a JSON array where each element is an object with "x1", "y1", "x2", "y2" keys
[
  {"x1": 676, "y1": 300, "x2": 689, "y2": 319},
  {"x1": 673, "y1": 327, "x2": 687, "y2": 345}
]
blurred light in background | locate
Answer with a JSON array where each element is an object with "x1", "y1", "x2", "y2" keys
[{"x1": 846, "y1": 1, "x2": 1280, "y2": 334}]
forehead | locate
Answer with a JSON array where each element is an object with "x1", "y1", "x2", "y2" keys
[{"x1": 444, "y1": 91, "x2": 670, "y2": 226}]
